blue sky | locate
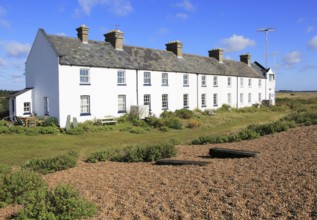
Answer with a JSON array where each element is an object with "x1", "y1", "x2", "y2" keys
[{"x1": 0, "y1": 0, "x2": 316, "y2": 91}]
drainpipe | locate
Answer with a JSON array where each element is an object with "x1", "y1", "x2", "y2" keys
[
  {"x1": 136, "y1": 70, "x2": 139, "y2": 105},
  {"x1": 196, "y1": 73, "x2": 199, "y2": 109},
  {"x1": 236, "y1": 76, "x2": 239, "y2": 108}
]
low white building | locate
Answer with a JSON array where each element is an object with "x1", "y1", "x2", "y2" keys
[{"x1": 9, "y1": 25, "x2": 275, "y2": 127}]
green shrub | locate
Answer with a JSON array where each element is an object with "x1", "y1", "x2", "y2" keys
[
  {"x1": 23, "y1": 151, "x2": 78, "y2": 174},
  {"x1": 122, "y1": 147, "x2": 146, "y2": 162},
  {"x1": 43, "y1": 117, "x2": 59, "y2": 127},
  {"x1": 175, "y1": 109, "x2": 193, "y2": 119},
  {"x1": 160, "y1": 110, "x2": 174, "y2": 118},
  {"x1": 283, "y1": 111, "x2": 317, "y2": 125},
  {"x1": 15, "y1": 184, "x2": 97, "y2": 219},
  {"x1": 247, "y1": 121, "x2": 291, "y2": 136},
  {"x1": 236, "y1": 129, "x2": 260, "y2": 140},
  {"x1": 216, "y1": 104, "x2": 232, "y2": 112},
  {"x1": 159, "y1": 126, "x2": 169, "y2": 132},
  {"x1": 0, "y1": 164, "x2": 11, "y2": 177},
  {"x1": 0, "y1": 120, "x2": 7, "y2": 127},
  {"x1": 65, "y1": 126, "x2": 85, "y2": 135},
  {"x1": 86, "y1": 140, "x2": 177, "y2": 163},
  {"x1": 164, "y1": 117, "x2": 182, "y2": 129},
  {"x1": 0, "y1": 170, "x2": 45, "y2": 207}
]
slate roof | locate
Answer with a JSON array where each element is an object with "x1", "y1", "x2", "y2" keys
[
  {"x1": 43, "y1": 29, "x2": 267, "y2": 79},
  {"x1": 10, "y1": 88, "x2": 33, "y2": 98}
]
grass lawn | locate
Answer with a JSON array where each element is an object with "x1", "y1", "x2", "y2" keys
[{"x1": 0, "y1": 110, "x2": 287, "y2": 166}]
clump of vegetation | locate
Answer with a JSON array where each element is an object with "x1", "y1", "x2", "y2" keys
[
  {"x1": 175, "y1": 109, "x2": 194, "y2": 119},
  {"x1": 23, "y1": 151, "x2": 78, "y2": 174},
  {"x1": 282, "y1": 110, "x2": 317, "y2": 126},
  {"x1": 42, "y1": 117, "x2": 59, "y2": 127},
  {"x1": 186, "y1": 119, "x2": 202, "y2": 128},
  {"x1": 0, "y1": 170, "x2": 45, "y2": 207},
  {"x1": 191, "y1": 120, "x2": 295, "y2": 145},
  {"x1": 15, "y1": 184, "x2": 97, "y2": 219},
  {"x1": 0, "y1": 125, "x2": 60, "y2": 135},
  {"x1": 86, "y1": 139, "x2": 178, "y2": 163},
  {"x1": 0, "y1": 163, "x2": 97, "y2": 218}
]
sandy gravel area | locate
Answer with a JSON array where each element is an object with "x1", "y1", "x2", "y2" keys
[{"x1": 1, "y1": 125, "x2": 317, "y2": 219}]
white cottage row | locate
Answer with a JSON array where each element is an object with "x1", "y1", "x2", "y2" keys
[{"x1": 9, "y1": 25, "x2": 275, "y2": 127}]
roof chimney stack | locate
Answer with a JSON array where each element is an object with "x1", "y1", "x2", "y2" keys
[
  {"x1": 208, "y1": 48, "x2": 223, "y2": 63},
  {"x1": 166, "y1": 41, "x2": 183, "y2": 58},
  {"x1": 240, "y1": 53, "x2": 251, "y2": 66},
  {"x1": 104, "y1": 30, "x2": 124, "y2": 50},
  {"x1": 76, "y1": 25, "x2": 89, "y2": 44}
]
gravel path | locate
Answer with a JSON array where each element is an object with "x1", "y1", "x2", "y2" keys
[{"x1": 1, "y1": 125, "x2": 317, "y2": 219}]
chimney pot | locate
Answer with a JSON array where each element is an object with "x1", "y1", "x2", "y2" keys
[
  {"x1": 166, "y1": 40, "x2": 183, "y2": 58},
  {"x1": 240, "y1": 53, "x2": 251, "y2": 66},
  {"x1": 76, "y1": 24, "x2": 89, "y2": 43},
  {"x1": 104, "y1": 30, "x2": 124, "y2": 50},
  {"x1": 208, "y1": 48, "x2": 223, "y2": 63}
]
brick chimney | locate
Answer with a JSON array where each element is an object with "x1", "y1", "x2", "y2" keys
[
  {"x1": 76, "y1": 25, "x2": 89, "y2": 44},
  {"x1": 104, "y1": 30, "x2": 124, "y2": 50},
  {"x1": 240, "y1": 53, "x2": 251, "y2": 66},
  {"x1": 208, "y1": 48, "x2": 223, "y2": 63},
  {"x1": 166, "y1": 41, "x2": 183, "y2": 58}
]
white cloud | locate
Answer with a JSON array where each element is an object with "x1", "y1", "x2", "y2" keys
[
  {"x1": 3, "y1": 41, "x2": 31, "y2": 58},
  {"x1": 283, "y1": 51, "x2": 301, "y2": 66},
  {"x1": 158, "y1": 27, "x2": 169, "y2": 35},
  {"x1": 219, "y1": 34, "x2": 255, "y2": 53},
  {"x1": 56, "y1": 32, "x2": 67, "y2": 36},
  {"x1": 0, "y1": 19, "x2": 9, "y2": 28},
  {"x1": 175, "y1": 0, "x2": 194, "y2": 11},
  {"x1": 11, "y1": 73, "x2": 24, "y2": 82},
  {"x1": 0, "y1": 6, "x2": 6, "y2": 16},
  {"x1": 308, "y1": 35, "x2": 317, "y2": 50},
  {"x1": 175, "y1": 13, "x2": 188, "y2": 20},
  {"x1": 306, "y1": 26, "x2": 314, "y2": 33},
  {"x1": 76, "y1": 0, "x2": 132, "y2": 16},
  {"x1": 0, "y1": 58, "x2": 7, "y2": 66}
]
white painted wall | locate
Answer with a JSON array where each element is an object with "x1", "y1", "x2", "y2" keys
[
  {"x1": 10, "y1": 89, "x2": 33, "y2": 117},
  {"x1": 137, "y1": 70, "x2": 198, "y2": 117},
  {"x1": 25, "y1": 30, "x2": 60, "y2": 121},
  {"x1": 58, "y1": 66, "x2": 137, "y2": 127}
]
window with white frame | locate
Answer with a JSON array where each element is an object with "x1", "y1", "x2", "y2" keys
[
  {"x1": 24, "y1": 102, "x2": 31, "y2": 114},
  {"x1": 183, "y1": 94, "x2": 189, "y2": 108},
  {"x1": 269, "y1": 74, "x2": 274, "y2": 82},
  {"x1": 227, "y1": 93, "x2": 232, "y2": 105},
  {"x1": 227, "y1": 77, "x2": 232, "y2": 87},
  {"x1": 144, "y1": 72, "x2": 151, "y2": 85},
  {"x1": 240, "y1": 78, "x2": 244, "y2": 88},
  {"x1": 80, "y1": 96, "x2": 90, "y2": 115},
  {"x1": 144, "y1": 94, "x2": 151, "y2": 110},
  {"x1": 80, "y1": 69, "x2": 90, "y2": 85},
  {"x1": 213, "y1": 76, "x2": 218, "y2": 87},
  {"x1": 183, "y1": 74, "x2": 189, "y2": 86},
  {"x1": 240, "y1": 93, "x2": 244, "y2": 104},
  {"x1": 162, "y1": 94, "x2": 168, "y2": 109},
  {"x1": 258, "y1": 93, "x2": 262, "y2": 103},
  {"x1": 258, "y1": 79, "x2": 262, "y2": 87},
  {"x1": 213, "y1": 93, "x2": 218, "y2": 107},
  {"x1": 162, "y1": 73, "x2": 168, "y2": 86},
  {"x1": 118, "y1": 95, "x2": 126, "y2": 112},
  {"x1": 117, "y1": 70, "x2": 126, "y2": 85},
  {"x1": 248, "y1": 93, "x2": 252, "y2": 103},
  {"x1": 201, "y1": 75, "x2": 206, "y2": 87},
  {"x1": 248, "y1": 78, "x2": 252, "y2": 87},
  {"x1": 201, "y1": 94, "x2": 206, "y2": 107}
]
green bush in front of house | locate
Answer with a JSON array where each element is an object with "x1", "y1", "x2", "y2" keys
[
  {"x1": 86, "y1": 139, "x2": 178, "y2": 163},
  {"x1": 23, "y1": 151, "x2": 78, "y2": 174}
]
